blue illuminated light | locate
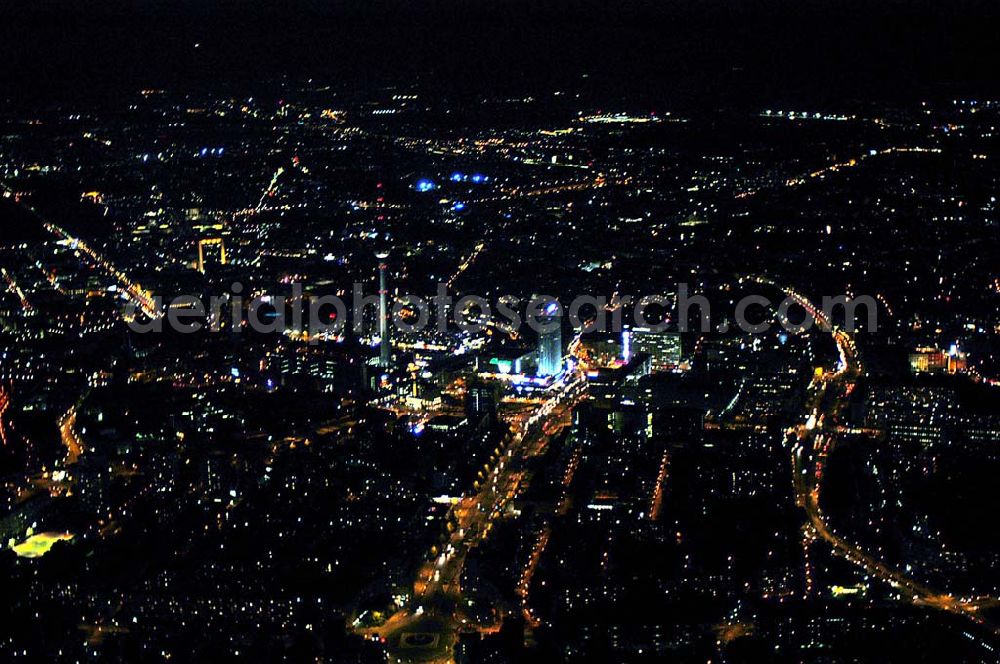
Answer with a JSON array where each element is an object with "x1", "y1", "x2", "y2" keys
[
  {"x1": 452, "y1": 201, "x2": 466, "y2": 211},
  {"x1": 450, "y1": 172, "x2": 464, "y2": 182},
  {"x1": 470, "y1": 173, "x2": 486, "y2": 183},
  {"x1": 415, "y1": 179, "x2": 437, "y2": 192}
]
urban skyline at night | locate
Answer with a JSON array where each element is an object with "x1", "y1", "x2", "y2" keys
[{"x1": 2, "y1": 3, "x2": 1000, "y2": 663}]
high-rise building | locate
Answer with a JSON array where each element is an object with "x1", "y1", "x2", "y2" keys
[
  {"x1": 376, "y1": 250, "x2": 391, "y2": 367},
  {"x1": 947, "y1": 343, "x2": 968, "y2": 374},
  {"x1": 536, "y1": 302, "x2": 562, "y2": 376},
  {"x1": 466, "y1": 379, "x2": 498, "y2": 422},
  {"x1": 273, "y1": 344, "x2": 338, "y2": 391},
  {"x1": 630, "y1": 327, "x2": 681, "y2": 371}
]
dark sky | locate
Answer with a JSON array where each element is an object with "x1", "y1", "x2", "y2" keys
[{"x1": 2, "y1": 1, "x2": 998, "y2": 106}]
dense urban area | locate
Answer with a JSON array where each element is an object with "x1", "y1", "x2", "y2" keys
[{"x1": 2, "y1": 58, "x2": 1000, "y2": 663}]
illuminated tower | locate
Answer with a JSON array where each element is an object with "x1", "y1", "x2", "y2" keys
[
  {"x1": 376, "y1": 250, "x2": 391, "y2": 367},
  {"x1": 536, "y1": 301, "x2": 562, "y2": 376}
]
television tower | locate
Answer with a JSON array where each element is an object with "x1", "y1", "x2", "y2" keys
[{"x1": 376, "y1": 250, "x2": 391, "y2": 367}]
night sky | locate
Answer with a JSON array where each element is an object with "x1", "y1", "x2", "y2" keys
[{"x1": 3, "y1": 1, "x2": 1000, "y2": 105}]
